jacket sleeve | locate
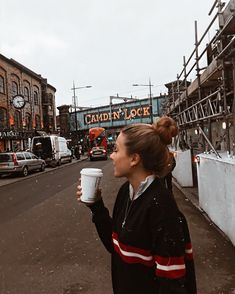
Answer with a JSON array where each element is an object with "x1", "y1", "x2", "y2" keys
[
  {"x1": 149, "y1": 205, "x2": 197, "y2": 294},
  {"x1": 89, "y1": 183, "x2": 129, "y2": 254},
  {"x1": 89, "y1": 198, "x2": 114, "y2": 253}
]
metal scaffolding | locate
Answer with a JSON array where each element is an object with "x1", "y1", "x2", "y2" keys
[{"x1": 164, "y1": 0, "x2": 235, "y2": 155}]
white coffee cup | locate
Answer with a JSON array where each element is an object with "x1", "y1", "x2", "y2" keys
[{"x1": 80, "y1": 168, "x2": 103, "y2": 203}]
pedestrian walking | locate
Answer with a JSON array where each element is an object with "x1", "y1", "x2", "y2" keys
[
  {"x1": 76, "y1": 116, "x2": 197, "y2": 294},
  {"x1": 74, "y1": 145, "x2": 80, "y2": 160}
]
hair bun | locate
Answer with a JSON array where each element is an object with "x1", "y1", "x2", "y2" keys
[{"x1": 153, "y1": 116, "x2": 178, "y2": 145}]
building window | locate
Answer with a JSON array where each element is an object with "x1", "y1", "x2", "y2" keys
[
  {"x1": 14, "y1": 111, "x2": 21, "y2": 129},
  {"x1": 24, "y1": 86, "x2": 30, "y2": 101},
  {"x1": 34, "y1": 90, "x2": 39, "y2": 105},
  {"x1": 0, "y1": 107, "x2": 7, "y2": 129},
  {"x1": 48, "y1": 93, "x2": 53, "y2": 104},
  {"x1": 12, "y1": 81, "x2": 18, "y2": 96},
  {"x1": 35, "y1": 115, "x2": 41, "y2": 129},
  {"x1": 24, "y1": 113, "x2": 32, "y2": 130},
  {"x1": 49, "y1": 117, "x2": 54, "y2": 131},
  {"x1": 0, "y1": 76, "x2": 5, "y2": 93}
]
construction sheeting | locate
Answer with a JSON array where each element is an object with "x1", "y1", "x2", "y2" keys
[
  {"x1": 172, "y1": 149, "x2": 193, "y2": 187},
  {"x1": 197, "y1": 153, "x2": 235, "y2": 246}
]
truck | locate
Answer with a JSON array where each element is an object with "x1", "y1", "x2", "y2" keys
[{"x1": 30, "y1": 135, "x2": 72, "y2": 167}]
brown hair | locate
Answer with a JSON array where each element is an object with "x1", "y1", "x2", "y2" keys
[{"x1": 121, "y1": 116, "x2": 178, "y2": 177}]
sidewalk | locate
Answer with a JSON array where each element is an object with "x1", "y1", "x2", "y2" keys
[
  {"x1": 173, "y1": 178, "x2": 235, "y2": 293},
  {"x1": 173, "y1": 179, "x2": 199, "y2": 208}
]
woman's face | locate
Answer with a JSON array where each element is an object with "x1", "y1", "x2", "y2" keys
[{"x1": 110, "y1": 132, "x2": 134, "y2": 177}]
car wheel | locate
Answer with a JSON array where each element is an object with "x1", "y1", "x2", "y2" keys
[
  {"x1": 41, "y1": 163, "x2": 45, "y2": 172},
  {"x1": 57, "y1": 159, "x2": 62, "y2": 166},
  {"x1": 22, "y1": 166, "x2": 28, "y2": 177}
]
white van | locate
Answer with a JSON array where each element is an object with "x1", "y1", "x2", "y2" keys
[{"x1": 31, "y1": 135, "x2": 72, "y2": 167}]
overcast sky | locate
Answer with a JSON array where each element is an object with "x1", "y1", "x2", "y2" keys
[{"x1": 1, "y1": 0, "x2": 223, "y2": 110}]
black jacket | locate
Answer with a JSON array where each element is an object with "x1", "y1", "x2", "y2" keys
[{"x1": 90, "y1": 178, "x2": 197, "y2": 294}]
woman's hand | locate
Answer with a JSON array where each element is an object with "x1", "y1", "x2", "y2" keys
[
  {"x1": 76, "y1": 180, "x2": 102, "y2": 206},
  {"x1": 76, "y1": 184, "x2": 83, "y2": 203}
]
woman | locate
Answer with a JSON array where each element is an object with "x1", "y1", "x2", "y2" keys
[{"x1": 77, "y1": 116, "x2": 197, "y2": 294}]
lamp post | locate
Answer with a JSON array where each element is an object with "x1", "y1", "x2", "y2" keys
[
  {"x1": 71, "y1": 81, "x2": 92, "y2": 140},
  {"x1": 133, "y1": 78, "x2": 154, "y2": 123}
]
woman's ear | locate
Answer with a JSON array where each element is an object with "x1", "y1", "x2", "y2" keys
[{"x1": 130, "y1": 153, "x2": 141, "y2": 168}]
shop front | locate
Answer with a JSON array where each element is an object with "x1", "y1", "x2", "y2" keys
[{"x1": 0, "y1": 130, "x2": 34, "y2": 152}]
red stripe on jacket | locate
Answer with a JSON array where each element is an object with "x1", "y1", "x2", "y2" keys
[
  {"x1": 112, "y1": 232, "x2": 193, "y2": 279},
  {"x1": 185, "y1": 242, "x2": 193, "y2": 260},
  {"x1": 112, "y1": 232, "x2": 155, "y2": 267},
  {"x1": 154, "y1": 255, "x2": 186, "y2": 279}
]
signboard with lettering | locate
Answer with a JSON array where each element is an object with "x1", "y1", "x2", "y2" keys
[
  {"x1": 0, "y1": 131, "x2": 18, "y2": 138},
  {"x1": 0, "y1": 131, "x2": 34, "y2": 139},
  {"x1": 69, "y1": 96, "x2": 167, "y2": 131},
  {"x1": 84, "y1": 105, "x2": 150, "y2": 125}
]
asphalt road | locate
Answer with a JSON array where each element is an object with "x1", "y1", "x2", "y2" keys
[
  {"x1": 0, "y1": 159, "x2": 116, "y2": 294},
  {"x1": 0, "y1": 158, "x2": 235, "y2": 293}
]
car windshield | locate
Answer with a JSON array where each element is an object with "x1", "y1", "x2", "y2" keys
[
  {"x1": 0, "y1": 154, "x2": 12, "y2": 162},
  {"x1": 93, "y1": 146, "x2": 104, "y2": 150}
]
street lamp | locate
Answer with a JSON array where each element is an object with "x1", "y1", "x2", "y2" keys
[
  {"x1": 133, "y1": 78, "x2": 153, "y2": 123},
  {"x1": 71, "y1": 81, "x2": 92, "y2": 140}
]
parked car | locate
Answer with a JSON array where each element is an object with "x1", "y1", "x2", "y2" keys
[
  {"x1": 89, "y1": 146, "x2": 107, "y2": 161},
  {"x1": 0, "y1": 151, "x2": 46, "y2": 177}
]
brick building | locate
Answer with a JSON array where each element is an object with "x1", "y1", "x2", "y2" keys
[{"x1": 0, "y1": 53, "x2": 56, "y2": 152}]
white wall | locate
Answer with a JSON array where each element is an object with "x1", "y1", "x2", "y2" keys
[
  {"x1": 172, "y1": 149, "x2": 194, "y2": 187},
  {"x1": 197, "y1": 154, "x2": 235, "y2": 246}
]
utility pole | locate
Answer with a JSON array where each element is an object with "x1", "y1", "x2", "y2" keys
[
  {"x1": 148, "y1": 78, "x2": 153, "y2": 124},
  {"x1": 71, "y1": 82, "x2": 92, "y2": 141},
  {"x1": 133, "y1": 79, "x2": 154, "y2": 123},
  {"x1": 71, "y1": 81, "x2": 78, "y2": 134}
]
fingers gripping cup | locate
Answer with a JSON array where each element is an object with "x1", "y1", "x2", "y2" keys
[{"x1": 80, "y1": 168, "x2": 103, "y2": 203}]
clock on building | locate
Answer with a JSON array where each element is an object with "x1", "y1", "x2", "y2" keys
[{"x1": 12, "y1": 95, "x2": 26, "y2": 109}]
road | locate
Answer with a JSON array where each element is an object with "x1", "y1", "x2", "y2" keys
[
  {"x1": 0, "y1": 158, "x2": 235, "y2": 293},
  {"x1": 0, "y1": 159, "x2": 115, "y2": 294}
]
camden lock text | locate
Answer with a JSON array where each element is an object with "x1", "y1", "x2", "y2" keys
[{"x1": 85, "y1": 106, "x2": 150, "y2": 125}]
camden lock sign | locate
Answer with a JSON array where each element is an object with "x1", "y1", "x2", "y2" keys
[{"x1": 84, "y1": 105, "x2": 151, "y2": 125}]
